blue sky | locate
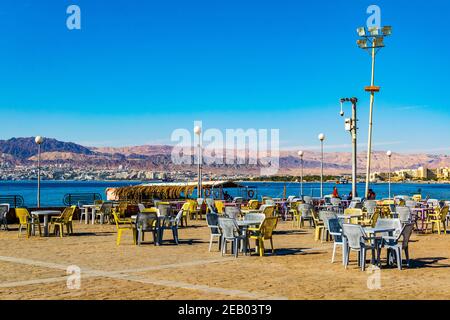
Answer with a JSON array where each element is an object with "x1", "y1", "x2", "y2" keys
[{"x1": 0, "y1": 0, "x2": 449, "y2": 154}]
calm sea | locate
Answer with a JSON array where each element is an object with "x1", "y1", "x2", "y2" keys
[{"x1": 0, "y1": 180, "x2": 449, "y2": 207}]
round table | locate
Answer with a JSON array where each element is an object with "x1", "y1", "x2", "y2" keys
[{"x1": 31, "y1": 210, "x2": 61, "y2": 237}]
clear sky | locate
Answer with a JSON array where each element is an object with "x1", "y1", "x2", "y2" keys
[{"x1": 0, "y1": 0, "x2": 449, "y2": 154}]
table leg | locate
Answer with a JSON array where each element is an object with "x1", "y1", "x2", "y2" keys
[
  {"x1": 44, "y1": 215, "x2": 49, "y2": 237},
  {"x1": 92, "y1": 208, "x2": 96, "y2": 225},
  {"x1": 85, "y1": 208, "x2": 89, "y2": 224},
  {"x1": 31, "y1": 215, "x2": 35, "y2": 235}
]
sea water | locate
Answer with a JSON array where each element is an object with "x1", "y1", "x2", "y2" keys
[{"x1": 0, "y1": 180, "x2": 449, "y2": 207}]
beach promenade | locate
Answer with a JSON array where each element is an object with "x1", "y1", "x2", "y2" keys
[{"x1": 1, "y1": 219, "x2": 450, "y2": 300}]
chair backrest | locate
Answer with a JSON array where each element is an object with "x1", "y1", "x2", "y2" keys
[
  {"x1": 138, "y1": 203, "x2": 146, "y2": 212},
  {"x1": 405, "y1": 200, "x2": 417, "y2": 209},
  {"x1": 158, "y1": 203, "x2": 173, "y2": 217},
  {"x1": 344, "y1": 208, "x2": 363, "y2": 216},
  {"x1": 398, "y1": 223, "x2": 414, "y2": 248},
  {"x1": 303, "y1": 196, "x2": 313, "y2": 205},
  {"x1": 439, "y1": 206, "x2": 449, "y2": 223},
  {"x1": 375, "y1": 218, "x2": 402, "y2": 237},
  {"x1": 319, "y1": 211, "x2": 337, "y2": 230},
  {"x1": 248, "y1": 200, "x2": 259, "y2": 210},
  {"x1": 427, "y1": 199, "x2": 440, "y2": 208},
  {"x1": 264, "y1": 199, "x2": 275, "y2": 206},
  {"x1": 262, "y1": 205, "x2": 275, "y2": 218},
  {"x1": 363, "y1": 200, "x2": 377, "y2": 214},
  {"x1": 232, "y1": 197, "x2": 243, "y2": 204},
  {"x1": 218, "y1": 217, "x2": 239, "y2": 238},
  {"x1": 61, "y1": 206, "x2": 76, "y2": 223},
  {"x1": 260, "y1": 216, "x2": 278, "y2": 239},
  {"x1": 327, "y1": 218, "x2": 343, "y2": 242},
  {"x1": 396, "y1": 206, "x2": 412, "y2": 223},
  {"x1": 298, "y1": 204, "x2": 313, "y2": 218},
  {"x1": 214, "y1": 200, "x2": 225, "y2": 214},
  {"x1": 136, "y1": 212, "x2": 158, "y2": 230},
  {"x1": 172, "y1": 208, "x2": 184, "y2": 226},
  {"x1": 15, "y1": 208, "x2": 30, "y2": 225},
  {"x1": 205, "y1": 198, "x2": 215, "y2": 207},
  {"x1": 100, "y1": 202, "x2": 114, "y2": 214},
  {"x1": 0, "y1": 204, "x2": 9, "y2": 219},
  {"x1": 349, "y1": 200, "x2": 363, "y2": 209},
  {"x1": 244, "y1": 213, "x2": 266, "y2": 224},
  {"x1": 342, "y1": 224, "x2": 365, "y2": 250},
  {"x1": 224, "y1": 206, "x2": 240, "y2": 219},
  {"x1": 287, "y1": 196, "x2": 295, "y2": 202},
  {"x1": 206, "y1": 213, "x2": 220, "y2": 234}
]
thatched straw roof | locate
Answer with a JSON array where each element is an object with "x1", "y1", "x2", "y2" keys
[{"x1": 108, "y1": 181, "x2": 244, "y2": 201}]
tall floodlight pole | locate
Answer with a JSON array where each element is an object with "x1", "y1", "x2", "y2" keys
[
  {"x1": 194, "y1": 126, "x2": 202, "y2": 198},
  {"x1": 357, "y1": 25, "x2": 392, "y2": 198},
  {"x1": 387, "y1": 150, "x2": 392, "y2": 200},
  {"x1": 297, "y1": 150, "x2": 304, "y2": 197},
  {"x1": 340, "y1": 97, "x2": 358, "y2": 198},
  {"x1": 35, "y1": 136, "x2": 44, "y2": 208},
  {"x1": 318, "y1": 134, "x2": 325, "y2": 198}
]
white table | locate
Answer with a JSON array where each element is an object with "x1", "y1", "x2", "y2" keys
[
  {"x1": 82, "y1": 205, "x2": 99, "y2": 224},
  {"x1": 31, "y1": 210, "x2": 61, "y2": 237}
]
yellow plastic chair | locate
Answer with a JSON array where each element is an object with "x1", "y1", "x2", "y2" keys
[
  {"x1": 262, "y1": 205, "x2": 275, "y2": 218},
  {"x1": 16, "y1": 208, "x2": 41, "y2": 238},
  {"x1": 426, "y1": 206, "x2": 448, "y2": 235},
  {"x1": 214, "y1": 200, "x2": 225, "y2": 214},
  {"x1": 179, "y1": 202, "x2": 190, "y2": 227},
  {"x1": 359, "y1": 210, "x2": 380, "y2": 228},
  {"x1": 311, "y1": 210, "x2": 324, "y2": 241},
  {"x1": 112, "y1": 211, "x2": 136, "y2": 246},
  {"x1": 50, "y1": 206, "x2": 76, "y2": 237},
  {"x1": 412, "y1": 194, "x2": 422, "y2": 202},
  {"x1": 187, "y1": 200, "x2": 202, "y2": 220},
  {"x1": 248, "y1": 216, "x2": 278, "y2": 256}
]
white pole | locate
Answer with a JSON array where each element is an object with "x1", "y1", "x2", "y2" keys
[{"x1": 365, "y1": 44, "x2": 376, "y2": 199}]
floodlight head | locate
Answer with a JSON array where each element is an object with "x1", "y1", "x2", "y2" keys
[
  {"x1": 357, "y1": 39, "x2": 367, "y2": 49},
  {"x1": 382, "y1": 26, "x2": 392, "y2": 36},
  {"x1": 368, "y1": 26, "x2": 380, "y2": 36},
  {"x1": 298, "y1": 150, "x2": 304, "y2": 157},
  {"x1": 340, "y1": 111, "x2": 345, "y2": 117},
  {"x1": 386, "y1": 150, "x2": 392, "y2": 157},
  {"x1": 357, "y1": 27, "x2": 366, "y2": 37},
  {"x1": 374, "y1": 37, "x2": 385, "y2": 47}
]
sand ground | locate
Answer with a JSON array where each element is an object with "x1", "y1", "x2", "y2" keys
[{"x1": 1, "y1": 219, "x2": 449, "y2": 300}]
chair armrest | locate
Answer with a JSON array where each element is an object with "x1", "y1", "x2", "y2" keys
[{"x1": 248, "y1": 227, "x2": 260, "y2": 232}]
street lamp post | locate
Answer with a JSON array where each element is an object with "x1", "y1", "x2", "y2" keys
[
  {"x1": 340, "y1": 97, "x2": 358, "y2": 198},
  {"x1": 194, "y1": 126, "x2": 202, "y2": 199},
  {"x1": 387, "y1": 150, "x2": 392, "y2": 200},
  {"x1": 357, "y1": 25, "x2": 392, "y2": 198},
  {"x1": 297, "y1": 150, "x2": 304, "y2": 198},
  {"x1": 35, "y1": 136, "x2": 44, "y2": 208},
  {"x1": 318, "y1": 134, "x2": 325, "y2": 198}
]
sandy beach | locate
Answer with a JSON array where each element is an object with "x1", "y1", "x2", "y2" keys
[{"x1": 1, "y1": 220, "x2": 449, "y2": 300}]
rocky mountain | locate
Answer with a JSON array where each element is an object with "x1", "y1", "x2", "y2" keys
[
  {"x1": 0, "y1": 137, "x2": 94, "y2": 160},
  {"x1": 1, "y1": 137, "x2": 449, "y2": 174}
]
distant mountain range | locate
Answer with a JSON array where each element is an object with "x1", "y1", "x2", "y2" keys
[{"x1": 1, "y1": 137, "x2": 449, "y2": 175}]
